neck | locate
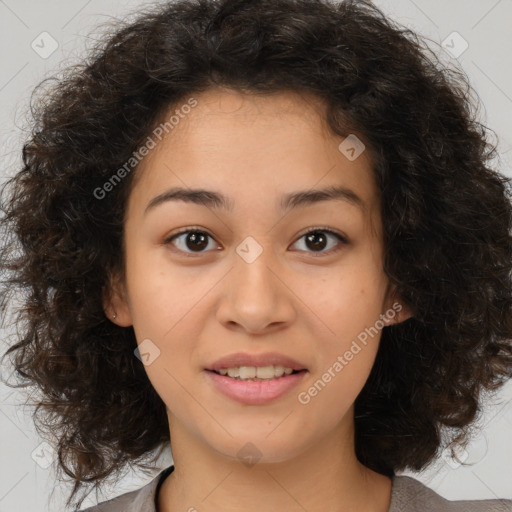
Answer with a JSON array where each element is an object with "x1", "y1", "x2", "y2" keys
[{"x1": 157, "y1": 417, "x2": 392, "y2": 512}]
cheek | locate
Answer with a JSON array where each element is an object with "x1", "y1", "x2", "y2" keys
[
  {"x1": 299, "y1": 263, "x2": 387, "y2": 340},
  {"x1": 298, "y1": 264, "x2": 386, "y2": 394},
  {"x1": 125, "y1": 241, "x2": 204, "y2": 337},
  {"x1": 123, "y1": 245, "x2": 209, "y2": 401},
  {"x1": 298, "y1": 307, "x2": 382, "y2": 423}
]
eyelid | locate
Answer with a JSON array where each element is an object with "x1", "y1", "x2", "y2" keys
[{"x1": 165, "y1": 225, "x2": 214, "y2": 241}]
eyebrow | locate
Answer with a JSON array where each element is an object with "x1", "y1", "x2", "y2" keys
[{"x1": 143, "y1": 185, "x2": 365, "y2": 216}]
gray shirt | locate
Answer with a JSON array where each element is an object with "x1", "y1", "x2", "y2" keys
[{"x1": 79, "y1": 465, "x2": 512, "y2": 512}]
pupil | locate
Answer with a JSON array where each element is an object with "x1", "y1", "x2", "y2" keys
[
  {"x1": 186, "y1": 232, "x2": 208, "y2": 251},
  {"x1": 306, "y1": 231, "x2": 327, "y2": 251}
]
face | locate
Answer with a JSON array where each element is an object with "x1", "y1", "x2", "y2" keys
[{"x1": 106, "y1": 87, "x2": 408, "y2": 465}]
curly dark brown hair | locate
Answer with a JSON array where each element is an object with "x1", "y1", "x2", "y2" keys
[{"x1": 1, "y1": 0, "x2": 512, "y2": 509}]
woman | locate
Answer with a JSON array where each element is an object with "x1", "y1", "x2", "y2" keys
[{"x1": 1, "y1": 0, "x2": 511, "y2": 511}]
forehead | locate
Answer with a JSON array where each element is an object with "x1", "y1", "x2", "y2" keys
[
  {"x1": 129, "y1": 87, "x2": 380, "y2": 221},
  {"x1": 150, "y1": 88, "x2": 336, "y2": 153}
]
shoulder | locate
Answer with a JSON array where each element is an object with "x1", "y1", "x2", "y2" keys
[
  {"x1": 78, "y1": 465, "x2": 174, "y2": 512},
  {"x1": 390, "y1": 475, "x2": 512, "y2": 512}
]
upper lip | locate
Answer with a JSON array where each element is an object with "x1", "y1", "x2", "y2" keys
[{"x1": 206, "y1": 352, "x2": 308, "y2": 372}]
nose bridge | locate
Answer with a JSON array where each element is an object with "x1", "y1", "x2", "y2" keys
[
  {"x1": 235, "y1": 238, "x2": 275, "y2": 296},
  {"x1": 234, "y1": 234, "x2": 279, "y2": 303},
  {"x1": 216, "y1": 235, "x2": 294, "y2": 332}
]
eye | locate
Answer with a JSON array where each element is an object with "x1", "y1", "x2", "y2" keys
[
  {"x1": 163, "y1": 227, "x2": 221, "y2": 256},
  {"x1": 163, "y1": 226, "x2": 348, "y2": 257},
  {"x1": 290, "y1": 227, "x2": 348, "y2": 256}
]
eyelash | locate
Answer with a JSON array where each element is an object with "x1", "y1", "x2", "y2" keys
[{"x1": 163, "y1": 226, "x2": 348, "y2": 258}]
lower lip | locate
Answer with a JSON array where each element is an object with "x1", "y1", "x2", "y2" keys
[{"x1": 205, "y1": 370, "x2": 308, "y2": 405}]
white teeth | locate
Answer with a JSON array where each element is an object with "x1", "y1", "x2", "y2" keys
[
  {"x1": 226, "y1": 367, "x2": 239, "y2": 378},
  {"x1": 217, "y1": 365, "x2": 297, "y2": 380},
  {"x1": 240, "y1": 366, "x2": 257, "y2": 379}
]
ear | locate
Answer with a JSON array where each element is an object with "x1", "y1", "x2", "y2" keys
[
  {"x1": 381, "y1": 283, "x2": 413, "y2": 326},
  {"x1": 102, "y1": 271, "x2": 133, "y2": 327}
]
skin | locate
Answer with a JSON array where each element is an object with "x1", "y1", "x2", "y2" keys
[{"x1": 105, "y1": 87, "x2": 412, "y2": 512}]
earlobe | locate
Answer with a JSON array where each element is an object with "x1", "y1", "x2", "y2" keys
[
  {"x1": 102, "y1": 272, "x2": 133, "y2": 327},
  {"x1": 383, "y1": 284, "x2": 414, "y2": 326},
  {"x1": 396, "y1": 302, "x2": 413, "y2": 324},
  {"x1": 383, "y1": 302, "x2": 413, "y2": 325}
]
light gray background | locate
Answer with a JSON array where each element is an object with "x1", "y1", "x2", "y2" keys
[{"x1": 1, "y1": 1, "x2": 511, "y2": 511}]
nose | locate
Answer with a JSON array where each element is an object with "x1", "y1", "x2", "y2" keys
[{"x1": 215, "y1": 243, "x2": 296, "y2": 334}]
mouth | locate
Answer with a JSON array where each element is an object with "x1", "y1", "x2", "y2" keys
[
  {"x1": 203, "y1": 352, "x2": 308, "y2": 404},
  {"x1": 206, "y1": 366, "x2": 306, "y2": 381},
  {"x1": 204, "y1": 366, "x2": 308, "y2": 405},
  {"x1": 205, "y1": 351, "x2": 308, "y2": 375}
]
